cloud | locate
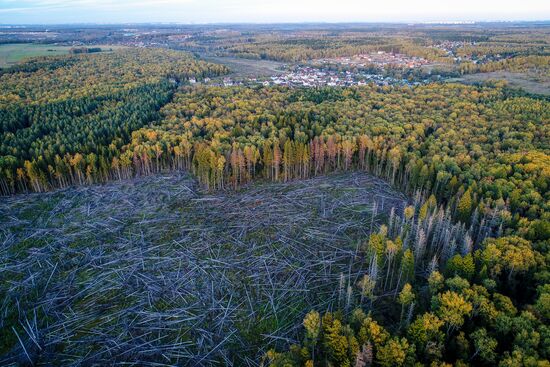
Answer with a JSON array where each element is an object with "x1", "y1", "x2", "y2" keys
[
  {"x1": 0, "y1": 0, "x2": 194, "y2": 13},
  {"x1": 1, "y1": 0, "x2": 549, "y2": 23}
]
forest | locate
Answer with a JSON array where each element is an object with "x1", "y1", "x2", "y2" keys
[
  {"x1": 0, "y1": 25, "x2": 550, "y2": 366},
  {"x1": 0, "y1": 48, "x2": 228, "y2": 194}
]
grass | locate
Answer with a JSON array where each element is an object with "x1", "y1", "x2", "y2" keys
[
  {"x1": 0, "y1": 43, "x2": 128, "y2": 68},
  {"x1": 201, "y1": 55, "x2": 286, "y2": 78}
]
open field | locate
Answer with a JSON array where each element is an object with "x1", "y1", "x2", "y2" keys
[
  {"x1": 451, "y1": 71, "x2": 550, "y2": 96},
  {"x1": 0, "y1": 172, "x2": 406, "y2": 366},
  {"x1": 200, "y1": 55, "x2": 286, "y2": 78},
  {"x1": 0, "y1": 43, "x2": 128, "y2": 68},
  {"x1": 0, "y1": 43, "x2": 73, "y2": 67}
]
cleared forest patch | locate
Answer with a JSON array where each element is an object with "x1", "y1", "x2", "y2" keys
[
  {"x1": 452, "y1": 71, "x2": 550, "y2": 96},
  {"x1": 0, "y1": 171, "x2": 406, "y2": 366},
  {"x1": 200, "y1": 55, "x2": 286, "y2": 78}
]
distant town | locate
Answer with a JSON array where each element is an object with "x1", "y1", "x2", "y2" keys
[
  {"x1": 214, "y1": 65, "x2": 428, "y2": 88},
  {"x1": 317, "y1": 51, "x2": 431, "y2": 69}
]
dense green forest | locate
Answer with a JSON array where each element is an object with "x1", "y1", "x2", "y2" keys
[
  {"x1": 0, "y1": 48, "x2": 228, "y2": 194},
  {"x1": 1, "y1": 37, "x2": 550, "y2": 365}
]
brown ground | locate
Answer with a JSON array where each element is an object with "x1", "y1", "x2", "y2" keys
[{"x1": 452, "y1": 71, "x2": 550, "y2": 96}]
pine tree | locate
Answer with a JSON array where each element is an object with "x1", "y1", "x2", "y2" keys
[{"x1": 457, "y1": 189, "x2": 473, "y2": 224}]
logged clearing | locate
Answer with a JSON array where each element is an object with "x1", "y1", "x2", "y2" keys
[
  {"x1": 200, "y1": 55, "x2": 286, "y2": 78},
  {"x1": 0, "y1": 172, "x2": 406, "y2": 366}
]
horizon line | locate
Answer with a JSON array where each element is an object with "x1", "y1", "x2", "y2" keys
[{"x1": 1, "y1": 19, "x2": 550, "y2": 26}]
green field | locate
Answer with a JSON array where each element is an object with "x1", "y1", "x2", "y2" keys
[{"x1": 0, "y1": 43, "x2": 126, "y2": 68}]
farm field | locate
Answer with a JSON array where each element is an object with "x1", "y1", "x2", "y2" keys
[
  {"x1": 0, "y1": 43, "x2": 127, "y2": 68},
  {"x1": 0, "y1": 43, "x2": 73, "y2": 67}
]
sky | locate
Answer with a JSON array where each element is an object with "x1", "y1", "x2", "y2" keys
[{"x1": 1, "y1": 0, "x2": 549, "y2": 25}]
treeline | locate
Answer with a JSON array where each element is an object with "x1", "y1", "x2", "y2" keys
[
  {"x1": 454, "y1": 31, "x2": 550, "y2": 59},
  {"x1": 219, "y1": 35, "x2": 452, "y2": 63},
  {"x1": 0, "y1": 82, "x2": 173, "y2": 193},
  {"x1": 3, "y1": 84, "x2": 548, "y2": 241},
  {"x1": 0, "y1": 48, "x2": 229, "y2": 194},
  {"x1": 459, "y1": 55, "x2": 550, "y2": 76},
  {"x1": 125, "y1": 84, "x2": 548, "y2": 237},
  {"x1": 456, "y1": 43, "x2": 548, "y2": 59},
  {"x1": 69, "y1": 47, "x2": 102, "y2": 54}
]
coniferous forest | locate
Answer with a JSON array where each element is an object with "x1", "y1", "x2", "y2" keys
[{"x1": 0, "y1": 22, "x2": 549, "y2": 366}]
